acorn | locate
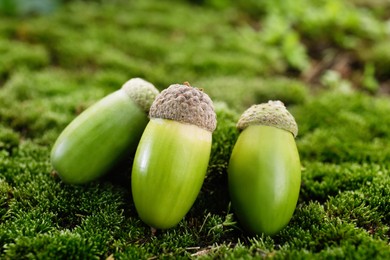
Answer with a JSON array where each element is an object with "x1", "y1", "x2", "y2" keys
[
  {"x1": 50, "y1": 78, "x2": 159, "y2": 184},
  {"x1": 227, "y1": 100, "x2": 301, "y2": 235},
  {"x1": 131, "y1": 83, "x2": 217, "y2": 229}
]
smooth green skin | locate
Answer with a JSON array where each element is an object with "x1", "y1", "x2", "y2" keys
[
  {"x1": 228, "y1": 125, "x2": 301, "y2": 235},
  {"x1": 50, "y1": 89, "x2": 148, "y2": 184},
  {"x1": 132, "y1": 118, "x2": 212, "y2": 229}
]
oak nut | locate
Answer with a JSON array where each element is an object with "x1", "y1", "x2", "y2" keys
[
  {"x1": 50, "y1": 78, "x2": 159, "y2": 184},
  {"x1": 228, "y1": 100, "x2": 301, "y2": 235},
  {"x1": 131, "y1": 83, "x2": 217, "y2": 229}
]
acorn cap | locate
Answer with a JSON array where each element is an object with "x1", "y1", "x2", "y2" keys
[
  {"x1": 149, "y1": 83, "x2": 217, "y2": 132},
  {"x1": 121, "y1": 78, "x2": 159, "y2": 113},
  {"x1": 237, "y1": 100, "x2": 298, "y2": 137}
]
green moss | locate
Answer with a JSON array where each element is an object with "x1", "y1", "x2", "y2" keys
[
  {"x1": 200, "y1": 76, "x2": 309, "y2": 111},
  {"x1": 361, "y1": 40, "x2": 390, "y2": 78},
  {"x1": 299, "y1": 163, "x2": 390, "y2": 236},
  {"x1": 0, "y1": 125, "x2": 19, "y2": 153},
  {"x1": 295, "y1": 91, "x2": 390, "y2": 163},
  {"x1": 3, "y1": 231, "x2": 101, "y2": 259},
  {"x1": 0, "y1": 39, "x2": 49, "y2": 78},
  {"x1": 0, "y1": 0, "x2": 390, "y2": 258},
  {"x1": 0, "y1": 178, "x2": 12, "y2": 219}
]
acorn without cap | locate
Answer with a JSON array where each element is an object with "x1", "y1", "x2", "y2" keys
[
  {"x1": 131, "y1": 83, "x2": 217, "y2": 230},
  {"x1": 50, "y1": 78, "x2": 159, "y2": 184},
  {"x1": 228, "y1": 100, "x2": 301, "y2": 235}
]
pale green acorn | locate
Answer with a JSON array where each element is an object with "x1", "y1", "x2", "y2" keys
[
  {"x1": 131, "y1": 83, "x2": 217, "y2": 229},
  {"x1": 50, "y1": 78, "x2": 159, "y2": 184},
  {"x1": 228, "y1": 100, "x2": 301, "y2": 235}
]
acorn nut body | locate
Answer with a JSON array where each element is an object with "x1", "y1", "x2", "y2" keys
[
  {"x1": 228, "y1": 101, "x2": 301, "y2": 235},
  {"x1": 131, "y1": 83, "x2": 217, "y2": 229},
  {"x1": 50, "y1": 78, "x2": 159, "y2": 184}
]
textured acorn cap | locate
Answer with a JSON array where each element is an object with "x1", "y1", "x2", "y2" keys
[
  {"x1": 121, "y1": 78, "x2": 159, "y2": 113},
  {"x1": 237, "y1": 100, "x2": 298, "y2": 137},
  {"x1": 149, "y1": 83, "x2": 217, "y2": 132}
]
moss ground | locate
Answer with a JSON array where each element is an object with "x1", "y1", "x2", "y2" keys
[{"x1": 1, "y1": 0, "x2": 390, "y2": 259}]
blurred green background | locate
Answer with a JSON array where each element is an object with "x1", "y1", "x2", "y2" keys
[{"x1": 0, "y1": 0, "x2": 390, "y2": 259}]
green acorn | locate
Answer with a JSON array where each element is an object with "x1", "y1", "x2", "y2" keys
[
  {"x1": 50, "y1": 78, "x2": 159, "y2": 184},
  {"x1": 228, "y1": 100, "x2": 301, "y2": 235},
  {"x1": 131, "y1": 83, "x2": 217, "y2": 229}
]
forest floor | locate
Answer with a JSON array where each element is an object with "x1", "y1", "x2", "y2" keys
[{"x1": 1, "y1": 0, "x2": 390, "y2": 259}]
